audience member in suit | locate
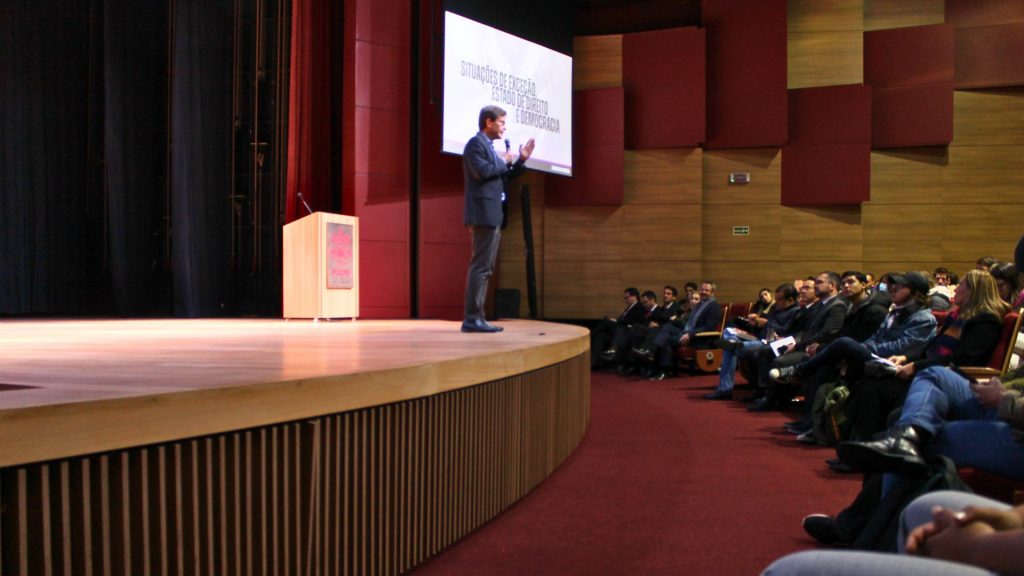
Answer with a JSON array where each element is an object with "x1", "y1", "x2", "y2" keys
[
  {"x1": 704, "y1": 283, "x2": 800, "y2": 400},
  {"x1": 461, "y1": 105, "x2": 534, "y2": 333},
  {"x1": 628, "y1": 286, "x2": 683, "y2": 369},
  {"x1": 649, "y1": 281, "x2": 723, "y2": 381},
  {"x1": 591, "y1": 287, "x2": 644, "y2": 368},
  {"x1": 749, "y1": 271, "x2": 847, "y2": 411},
  {"x1": 771, "y1": 272, "x2": 937, "y2": 437},
  {"x1": 614, "y1": 290, "x2": 662, "y2": 373}
]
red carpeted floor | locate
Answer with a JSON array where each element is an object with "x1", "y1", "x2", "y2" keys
[{"x1": 413, "y1": 372, "x2": 864, "y2": 575}]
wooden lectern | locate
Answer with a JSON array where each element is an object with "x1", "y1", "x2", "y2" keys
[{"x1": 283, "y1": 212, "x2": 360, "y2": 320}]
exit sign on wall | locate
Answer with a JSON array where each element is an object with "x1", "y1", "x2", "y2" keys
[{"x1": 732, "y1": 226, "x2": 750, "y2": 236}]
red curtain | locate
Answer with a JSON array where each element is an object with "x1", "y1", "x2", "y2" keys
[{"x1": 286, "y1": 0, "x2": 332, "y2": 223}]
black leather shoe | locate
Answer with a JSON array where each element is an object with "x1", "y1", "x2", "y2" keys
[
  {"x1": 827, "y1": 459, "x2": 855, "y2": 474},
  {"x1": 746, "y1": 397, "x2": 776, "y2": 412},
  {"x1": 461, "y1": 319, "x2": 503, "y2": 333},
  {"x1": 702, "y1": 390, "x2": 733, "y2": 400},
  {"x1": 836, "y1": 426, "x2": 926, "y2": 473},
  {"x1": 802, "y1": 514, "x2": 843, "y2": 545}
]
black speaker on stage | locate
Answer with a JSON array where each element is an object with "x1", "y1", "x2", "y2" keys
[{"x1": 495, "y1": 288, "x2": 521, "y2": 319}]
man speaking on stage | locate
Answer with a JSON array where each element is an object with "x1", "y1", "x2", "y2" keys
[{"x1": 461, "y1": 104, "x2": 535, "y2": 333}]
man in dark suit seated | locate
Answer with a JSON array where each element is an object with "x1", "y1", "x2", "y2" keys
[
  {"x1": 460, "y1": 105, "x2": 534, "y2": 333},
  {"x1": 591, "y1": 287, "x2": 644, "y2": 368},
  {"x1": 749, "y1": 271, "x2": 847, "y2": 411},
  {"x1": 648, "y1": 281, "x2": 723, "y2": 381}
]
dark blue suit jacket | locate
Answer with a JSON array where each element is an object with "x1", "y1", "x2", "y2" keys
[{"x1": 463, "y1": 131, "x2": 526, "y2": 227}]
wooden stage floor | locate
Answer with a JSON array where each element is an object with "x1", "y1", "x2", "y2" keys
[{"x1": 0, "y1": 318, "x2": 589, "y2": 467}]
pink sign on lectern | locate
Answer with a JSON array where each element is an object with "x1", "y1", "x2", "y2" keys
[{"x1": 326, "y1": 222, "x2": 354, "y2": 289}]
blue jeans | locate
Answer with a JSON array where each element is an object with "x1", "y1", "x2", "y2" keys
[
  {"x1": 716, "y1": 339, "x2": 767, "y2": 392},
  {"x1": 895, "y1": 366, "x2": 997, "y2": 437}
]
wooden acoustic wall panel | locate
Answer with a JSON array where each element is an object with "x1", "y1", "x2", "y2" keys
[
  {"x1": 954, "y1": 24, "x2": 1024, "y2": 89},
  {"x1": 782, "y1": 85, "x2": 871, "y2": 206},
  {"x1": 868, "y1": 148, "x2": 948, "y2": 204},
  {"x1": 701, "y1": 148, "x2": 783, "y2": 302},
  {"x1": 938, "y1": 204, "x2": 1024, "y2": 262},
  {"x1": 942, "y1": 145, "x2": 1024, "y2": 205},
  {"x1": 865, "y1": 0, "x2": 946, "y2": 31},
  {"x1": 789, "y1": 0, "x2": 863, "y2": 33},
  {"x1": 0, "y1": 356, "x2": 590, "y2": 576},
  {"x1": 702, "y1": 148, "x2": 782, "y2": 206},
  {"x1": 546, "y1": 88, "x2": 624, "y2": 206},
  {"x1": 622, "y1": 27, "x2": 705, "y2": 149},
  {"x1": 787, "y1": 0, "x2": 862, "y2": 89},
  {"x1": 573, "y1": 35, "x2": 622, "y2": 91},
  {"x1": 779, "y1": 206, "x2": 864, "y2": 262},
  {"x1": 864, "y1": 24, "x2": 954, "y2": 148},
  {"x1": 624, "y1": 148, "x2": 703, "y2": 205},
  {"x1": 862, "y1": 203, "x2": 946, "y2": 262},
  {"x1": 343, "y1": 0, "x2": 412, "y2": 318},
  {"x1": 953, "y1": 88, "x2": 1024, "y2": 146},
  {"x1": 703, "y1": 0, "x2": 787, "y2": 148}
]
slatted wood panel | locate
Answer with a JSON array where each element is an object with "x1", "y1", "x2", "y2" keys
[
  {"x1": 0, "y1": 355, "x2": 590, "y2": 576},
  {"x1": 788, "y1": 0, "x2": 863, "y2": 90}
]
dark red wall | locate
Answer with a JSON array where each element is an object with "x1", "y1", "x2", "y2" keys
[{"x1": 342, "y1": 0, "x2": 411, "y2": 318}]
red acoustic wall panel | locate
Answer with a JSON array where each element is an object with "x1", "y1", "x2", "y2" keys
[
  {"x1": 546, "y1": 88, "x2": 624, "y2": 206},
  {"x1": 342, "y1": 0, "x2": 411, "y2": 317},
  {"x1": 622, "y1": 27, "x2": 705, "y2": 149},
  {"x1": 788, "y1": 85, "x2": 871, "y2": 146},
  {"x1": 782, "y1": 144, "x2": 871, "y2": 206},
  {"x1": 871, "y1": 85, "x2": 953, "y2": 148},
  {"x1": 954, "y1": 23, "x2": 1024, "y2": 89},
  {"x1": 864, "y1": 25, "x2": 954, "y2": 88},
  {"x1": 947, "y1": 0, "x2": 1024, "y2": 28},
  {"x1": 782, "y1": 86, "x2": 871, "y2": 206},
  {"x1": 702, "y1": 0, "x2": 787, "y2": 148},
  {"x1": 864, "y1": 24, "x2": 954, "y2": 148}
]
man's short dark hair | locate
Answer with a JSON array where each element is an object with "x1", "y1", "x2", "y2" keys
[
  {"x1": 840, "y1": 270, "x2": 867, "y2": 284},
  {"x1": 820, "y1": 271, "x2": 841, "y2": 287},
  {"x1": 775, "y1": 283, "x2": 798, "y2": 302},
  {"x1": 625, "y1": 287, "x2": 640, "y2": 298},
  {"x1": 641, "y1": 290, "x2": 657, "y2": 301},
  {"x1": 701, "y1": 281, "x2": 716, "y2": 292},
  {"x1": 478, "y1": 105, "x2": 506, "y2": 130},
  {"x1": 934, "y1": 267, "x2": 949, "y2": 276},
  {"x1": 685, "y1": 281, "x2": 698, "y2": 291},
  {"x1": 664, "y1": 285, "x2": 678, "y2": 297},
  {"x1": 977, "y1": 256, "x2": 999, "y2": 268}
]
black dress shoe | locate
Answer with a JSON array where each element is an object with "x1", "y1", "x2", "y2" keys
[
  {"x1": 461, "y1": 319, "x2": 503, "y2": 333},
  {"x1": 746, "y1": 397, "x2": 776, "y2": 412},
  {"x1": 702, "y1": 390, "x2": 733, "y2": 400},
  {"x1": 836, "y1": 426, "x2": 926, "y2": 473},
  {"x1": 827, "y1": 460, "x2": 855, "y2": 474},
  {"x1": 802, "y1": 514, "x2": 844, "y2": 545}
]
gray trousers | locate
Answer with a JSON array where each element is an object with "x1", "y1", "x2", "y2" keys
[
  {"x1": 761, "y1": 491, "x2": 1008, "y2": 576},
  {"x1": 464, "y1": 225, "x2": 501, "y2": 322}
]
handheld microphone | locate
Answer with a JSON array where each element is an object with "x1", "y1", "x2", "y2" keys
[
  {"x1": 505, "y1": 139, "x2": 511, "y2": 154},
  {"x1": 297, "y1": 192, "x2": 314, "y2": 215}
]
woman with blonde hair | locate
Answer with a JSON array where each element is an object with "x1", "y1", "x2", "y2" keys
[{"x1": 825, "y1": 271, "x2": 1010, "y2": 470}]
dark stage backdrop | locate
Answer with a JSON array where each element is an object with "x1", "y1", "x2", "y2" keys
[{"x1": 0, "y1": 0, "x2": 293, "y2": 317}]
